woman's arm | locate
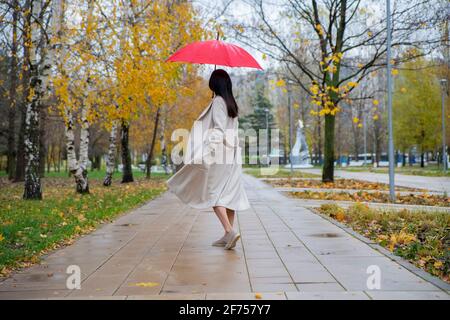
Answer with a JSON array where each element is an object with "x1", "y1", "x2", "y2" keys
[{"x1": 209, "y1": 97, "x2": 236, "y2": 148}]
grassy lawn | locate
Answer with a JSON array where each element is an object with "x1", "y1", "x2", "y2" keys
[
  {"x1": 265, "y1": 178, "x2": 418, "y2": 191},
  {"x1": 243, "y1": 167, "x2": 319, "y2": 178},
  {"x1": 317, "y1": 203, "x2": 450, "y2": 283},
  {"x1": 0, "y1": 172, "x2": 168, "y2": 276},
  {"x1": 340, "y1": 165, "x2": 450, "y2": 177},
  {"x1": 289, "y1": 190, "x2": 450, "y2": 207}
]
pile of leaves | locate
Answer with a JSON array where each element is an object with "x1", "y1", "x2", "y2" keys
[
  {"x1": 289, "y1": 190, "x2": 450, "y2": 207},
  {"x1": 318, "y1": 203, "x2": 450, "y2": 283},
  {"x1": 267, "y1": 178, "x2": 417, "y2": 191},
  {"x1": 0, "y1": 177, "x2": 166, "y2": 276}
]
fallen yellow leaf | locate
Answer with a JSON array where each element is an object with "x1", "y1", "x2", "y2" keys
[
  {"x1": 255, "y1": 293, "x2": 262, "y2": 299},
  {"x1": 132, "y1": 282, "x2": 159, "y2": 288}
]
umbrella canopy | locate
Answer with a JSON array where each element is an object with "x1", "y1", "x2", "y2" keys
[{"x1": 166, "y1": 40, "x2": 263, "y2": 70}]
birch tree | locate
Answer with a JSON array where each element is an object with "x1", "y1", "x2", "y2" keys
[
  {"x1": 53, "y1": 0, "x2": 100, "y2": 193},
  {"x1": 23, "y1": 0, "x2": 46, "y2": 199}
]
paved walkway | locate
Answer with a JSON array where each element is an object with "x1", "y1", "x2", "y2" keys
[
  {"x1": 299, "y1": 168, "x2": 450, "y2": 193},
  {"x1": 0, "y1": 175, "x2": 448, "y2": 300}
]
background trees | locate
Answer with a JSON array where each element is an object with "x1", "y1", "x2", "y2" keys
[
  {"x1": 393, "y1": 58, "x2": 442, "y2": 167},
  {"x1": 0, "y1": 0, "x2": 209, "y2": 199},
  {"x1": 227, "y1": 0, "x2": 447, "y2": 181},
  {"x1": 0, "y1": 0, "x2": 449, "y2": 194}
]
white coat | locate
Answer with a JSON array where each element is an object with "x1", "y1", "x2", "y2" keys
[{"x1": 167, "y1": 95, "x2": 250, "y2": 211}]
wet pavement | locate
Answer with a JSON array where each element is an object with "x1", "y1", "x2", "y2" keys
[{"x1": 0, "y1": 175, "x2": 448, "y2": 300}]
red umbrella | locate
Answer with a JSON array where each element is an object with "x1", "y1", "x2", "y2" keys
[{"x1": 166, "y1": 40, "x2": 263, "y2": 70}]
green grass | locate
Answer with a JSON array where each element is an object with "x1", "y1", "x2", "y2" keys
[
  {"x1": 318, "y1": 203, "x2": 450, "y2": 283},
  {"x1": 44, "y1": 168, "x2": 171, "y2": 180},
  {"x1": 0, "y1": 175, "x2": 167, "y2": 275},
  {"x1": 243, "y1": 167, "x2": 319, "y2": 178}
]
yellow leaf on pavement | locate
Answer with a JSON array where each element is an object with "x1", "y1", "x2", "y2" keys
[{"x1": 132, "y1": 282, "x2": 159, "y2": 288}]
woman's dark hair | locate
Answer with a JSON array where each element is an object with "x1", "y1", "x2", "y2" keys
[{"x1": 209, "y1": 69, "x2": 239, "y2": 118}]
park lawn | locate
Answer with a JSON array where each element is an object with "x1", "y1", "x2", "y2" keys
[
  {"x1": 317, "y1": 203, "x2": 450, "y2": 283},
  {"x1": 0, "y1": 176, "x2": 167, "y2": 276},
  {"x1": 265, "y1": 178, "x2": 418, "y2": 192},
  {"x1": 289, "y1": 190, "x2": 450, "y2": 207},
  {"x1": 244, "y1": 167, "x2": 319, "y2": 178}
]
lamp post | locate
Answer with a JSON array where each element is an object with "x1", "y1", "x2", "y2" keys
[
  {"x1": 363, "y1": 113, "x2": 367, "y2": 166},
  {"x1": 287, "y1": 81, "x2": 294, "y2": 174},
  {"x1": 386, "y1": 0, "x2": 395, "y2": 202},
  {"x1": 440, "y1": 79, "x2": 448, "y2": 173},
  {"x1": 265, "y1": 108, "x2": 269, "y2": 166}
]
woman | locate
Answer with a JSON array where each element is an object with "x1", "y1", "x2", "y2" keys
[{"x1": 167, "y1": 69, "x2": 250, "y2": 250}]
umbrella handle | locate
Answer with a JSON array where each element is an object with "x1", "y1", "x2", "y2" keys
[
  {"x1": 209, "y1": 31, "x2": 221, "y2": 98},
  {"x1": 214, "y1": 31, "x2": 220, "y2": 71}
]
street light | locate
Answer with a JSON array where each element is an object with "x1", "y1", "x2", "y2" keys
[
  {"x1": 265, "y1": 108, "x2": 269, "y2": 166},
  {"x1": 363, "y1": 113, "x2": 367, "y2": 166},
  {"x1": 386, "y1": 0, "x2": 395, "y2": 202},
  {"x1": 440, "y1": 79, "x2": 448, "y2": 173},
  {"x1": 287, "y1": 80, "x2": 294, "y2": 174}
]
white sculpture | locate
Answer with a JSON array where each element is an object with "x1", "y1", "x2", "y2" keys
[{"x1": 285, "y1": 120, "x2": 313, "y2": 169}]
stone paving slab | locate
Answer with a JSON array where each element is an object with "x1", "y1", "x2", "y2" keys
[{"x1": 0, "y1": 174, "x2": 448, "y2": 300}]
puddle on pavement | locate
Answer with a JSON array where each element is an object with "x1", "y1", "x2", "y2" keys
[{"x1": 309, "y1": 233, "x2": 342, "y2": 238}]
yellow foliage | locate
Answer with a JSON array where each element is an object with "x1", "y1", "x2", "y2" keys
[{"x1": 388, "y1": 230, "x2": 416, "y2": 252}]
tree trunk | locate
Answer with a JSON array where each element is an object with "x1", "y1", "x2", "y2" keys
[
  {"x1": 7, "y1": 0, "x2": 19, "y2": 180},
  {"x1": 65, "y1": 109, "x2": 89, "y2": 193},
  {"x1": 146, "y1": 107, "x2": 161, "y2": 179},
  {"x1": 38, "y1": 109, "x2": 46, "y2": 177},
  {"x1": 103, "y1": 121, "x2": 118, "y2": 186},
  {"x1": 420, "y1": 152, "x2": 425, "y2": 168},
  {"x1": 121, "y1": 121, "x2": 134, "y2": 183},
  {"x1": 77, "y1": 104, "x2": 90, "y2": 192},
  {"x1": 23, "y1": 0, "x2": 43, "y2": 200},
  {"x1": 322, "y1": 114, "x2": 335, "y2": 182},
  {"x1": 14, "y1": 0, "x2": 32, "y2": 182},
  {"x1": 317, "y1": 115, "x2": 322, "y2": 164},
  {"x1": 159, "y1": 110, "x2": 170, "y2": 174}
]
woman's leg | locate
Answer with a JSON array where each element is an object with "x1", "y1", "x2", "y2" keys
[
  {"x1": 213, "y1": 206, "x2": 232, "y2": 233},
  {"x1": 226, "y1": 208, "x2": 235, "y2": 227}
]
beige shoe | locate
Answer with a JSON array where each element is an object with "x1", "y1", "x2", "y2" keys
[
  {"x1": 224, "y1": 230, "x2": 241, "y2": 250},
  {"x1": 212, "y1": 235, "x2": 227, "y2": 247}
]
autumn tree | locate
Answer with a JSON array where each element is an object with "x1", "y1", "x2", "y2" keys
[
  {"x1": 97, "y1": 0, "x2": 205, "y2": 183},
  {"x1": 393, "y1": 58, "x2": 442, "y2": 167},
  {"x1": 52, "y1": 0, "x2": 103, "y2": 193}
]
